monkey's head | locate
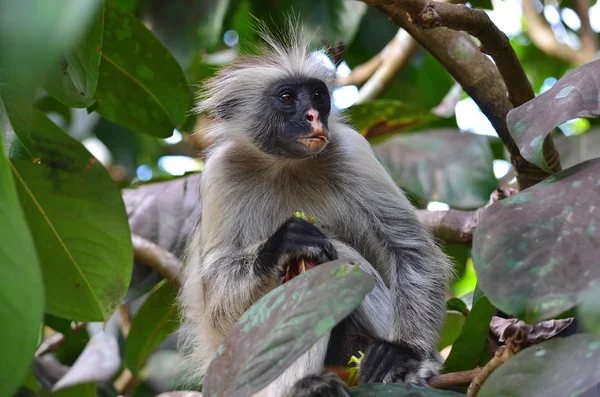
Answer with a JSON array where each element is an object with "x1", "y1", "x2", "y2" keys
[{"x1": 195, "y1": 22, "x2": 338, "y2": 159}]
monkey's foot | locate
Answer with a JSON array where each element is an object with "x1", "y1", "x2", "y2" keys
[
  {"x1": 286, "y1": 373, "x2": 351, "y2": 397},
  {"x1": 358, "y1": 342, "x2": 440, "y2": 386}
]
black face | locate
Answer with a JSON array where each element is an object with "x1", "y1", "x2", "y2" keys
[{"x1": 258, "y1": 77, "x2": 332, "y2": 158}]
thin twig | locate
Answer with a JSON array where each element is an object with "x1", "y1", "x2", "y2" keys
[
  {"x1": 131, "y1": 234, "x2": 183, "y2": 286},
  {"x1": 417, "y1": 207, "x2": 486, "y2": 245},
  {"x1": 429, "y1": 368, "x2": 481, "y2": 389},
  {"x1": 337, "y1": 49, "x2": 386, "y2": 87},
  {"x1": 574, "y1": 0, "x2": 598, "y2": 58},
  {"x1": 35, "y1": 333, "x2": 66, "y2": 357},
  {"x1": 466, "y1": 329, "x2": 528, "y2": 396},
  {"x1": 523, "y1": 0, "x2": 596, "y2": 66}
]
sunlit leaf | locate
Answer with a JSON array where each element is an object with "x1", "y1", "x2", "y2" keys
[
  {"x1": 473, "y1": 158, "x2": 600, "y2": 323},
  {"x1": 42, "y1": 3, "x2": 104, "y2": 108},
  {"x1": 94, "y1": 0, "x2": 192, "y2": 138},
  {"x1": 506, "y1": 59, "x2": 600, "y2": 172},
  {"x1": 478, "y1": 334, "x2": 600, "y2": 397},
  {"x1": 126, "y1": 279, "x2": 180, "y2": 375},
  {"x1": 373, "y1": 129, "x2": 497, "y2": 209},
  {"x1": 443, "y1": 296, "x2": 495, "y2": 373},
  {"x1": 203, "y1": 260, "x2": 374, "y2": 397},
  {"x1": 6, "y1": 108, "x2": 133, "y2": 321},
  {"x1": 0, "y1": 124, "x2": 44, "y2": 397}
]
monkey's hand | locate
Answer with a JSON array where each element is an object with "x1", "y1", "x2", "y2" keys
[
  {"x1": 286, "y1": 373, "x2": 351, "y2": 397},
  {"x1": 256, "y1": 217, "x2": 338, "y2": 278},
  {"x1": 358, "y1": 342, "x2": 441, "y2": 386}
]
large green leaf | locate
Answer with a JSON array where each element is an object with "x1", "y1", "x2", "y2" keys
[
  {"x1": 437, "y1": 311, "x2": 465, "y2": 351},
  {"x1": 250, "y1": 0, "x2": 367, "y2": 47},
  {"x1": 506, "y1": 59, "x2": 600, "y2": 172},
  {"x1": 473, "y1": 158, "x2": 600, "y2": 323},
  {"x1": 350, "y1": 384, "x2": 464, "y2": 396},
  {"x1": 345, "y1": 100, "x2": 441, "y2": 142},
  {"x1": 5, "y1": 108, "x2": 133, "y2": 321},
  {"x1": 0, "y1": 0, "x2": 102, "y2": 96},
  {"x1": 94, "y1": 0, "x2": 192, "y2": 138},
  {"x1": 0, "y1": 126, "x2": 44, "y2": 397},
  {"x1": 203, "y1": 260, "x2": 375, "y2": 397},
  {"x1": 42, "y1": 3, "x2": 104, "y2": 108},
  {"x1": 372, "y1": 129, "x2": 498, "y2": 209},
  {"x1": 443, "y1": 296, "x2": 495, "y2": 373},
  {"x1": 478, "y1": 334, "x2": 600, "y2": 397},
  {"x1": 126, "y1": 279, "x2": 180, "y2": 375}
]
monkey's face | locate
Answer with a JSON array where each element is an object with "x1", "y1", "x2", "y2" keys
[{"x1": 260, "y1": 77, "x2": 331, "y2": 158}]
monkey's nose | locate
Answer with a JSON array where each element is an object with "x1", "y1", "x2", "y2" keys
[{"x1": 305, "y1": 109, "x2": 323, "y2": 133}]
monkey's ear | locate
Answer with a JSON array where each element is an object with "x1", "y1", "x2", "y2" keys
[{"x1": 216, "y1": 98, "x2": 241, "y2": 120}]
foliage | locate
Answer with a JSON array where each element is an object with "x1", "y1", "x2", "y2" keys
[{"x1": 1, "y1": 0, "x2": 600, "y2": 396}]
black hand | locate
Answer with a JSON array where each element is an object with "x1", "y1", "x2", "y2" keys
[
  {"x1": 359, "y1": 342, "x2": 438, "y2": 386},
  {"x1": 255, "y1": 217, "x2": 338, "y2": 277},
  {"x1": 287, "y1": 373, "x2": 351, "y2": 397}
]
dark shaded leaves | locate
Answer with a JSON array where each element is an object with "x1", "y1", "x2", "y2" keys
[
  {"x1": 373, "y1": 129, "x2": 497, "y2": 209},
  {"x1": 473, "y1": 158, "x2": 600, "y2": 323},
  {"x1": 203, "y1": 260, "x2": 374, "y2": 397},
  {"x1": 351, "y1": 383, "x2": 464, "y2": 396},
  {"x1": 478, "y1": 334, "x2": 600, "y2": 397},
  {"x1": 507, "y1": 59, "x2": 600, "y2": 172}
]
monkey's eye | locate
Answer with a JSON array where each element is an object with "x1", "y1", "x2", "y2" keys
[
  {"x1": 280, "y1": 92, "x2": 295, "y2": 104},
  {"x1": 313, "y1": 90, "x2": 326, "y2": 102}
]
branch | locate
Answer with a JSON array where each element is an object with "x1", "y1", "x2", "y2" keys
[
  {"x1": 574, "y1": 0, "x2": 598, "y2": 58},
  {"x1": 466, "y1": 329, "x2": 528, "y2": 396},
  {"x1": 132, "y1": 233, "x2": 183, "y2": 286},
  {"x1": 417, "y1": 207, "x2": 485, "y2": 245},
  {"x1": 429, "y1": 368, "x2": 481, "y2": 389},
  {"x1": 360, "y1": 0, "x2": 561, "y2": 189},
  {"x1": 336, "y1": 49, "x2": 385, "y2": 87},
  {"x1": 523, "y1": 0, "x2": 596, "y2": 67},
  {"x1": 355, "y1": 29, "x2": 420, "y2": 103}
]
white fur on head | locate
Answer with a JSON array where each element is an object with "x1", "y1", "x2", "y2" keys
[{"x1": 193, "y1": 19, "x2": 337, "y2": 120}]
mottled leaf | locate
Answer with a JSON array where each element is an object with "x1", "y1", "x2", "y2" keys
[
  {"x1": 126, "y1": 279, "x2": 180, "y2": 375},
  {"x1": 578, "y1": 288, "x2": 600, "y2": 336},
  {"x1": 6, "y1": 109, "x2": 133, "y2": 321},
  {"x1": 437, "y1": 311, "x2": 465, "y2": 350},
  {"x1": 345, "y1": 100, "x2": 441, "y2": 142},
  {"x1": 351, "y1": 383, "x2": 464, "y2": 396},
  {"x1": 373, "y1": 129, "x2": 497, "y2": 209},
  {"x1": 53, "y1": 332, "x2": 119, "y2": 391},
  {"x1": 473, "y1": 158, "x2": 600, "y2": 323},
  {"x1": 478, "y1": 334, "x2": 600, "y2": 397},
  {"x1": 443, "y1": 296, "x2": 495, "y2": 373},
  {"x1": 507, "y1": 59, "x2": 600, "y2": 172},
  {"x1": 203, "y1": 260, "x2": 375, "y2": 397},
  {"x1": 0, "y1": 125, "x2": 44, "y2": 397},
  {"x1": 42, "y1": 4, "x2": 104, "y2": 108},
  {"x1": 94, "y1": 0, "x2": 191, "y2": 138}
]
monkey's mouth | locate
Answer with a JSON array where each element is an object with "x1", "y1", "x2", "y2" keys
[
  {"x1": 282, "y1": 258, "x2": 319, "y2": 284},
  {"x1": 298, "y1": 132, "x2": 328, "y2": 152}
]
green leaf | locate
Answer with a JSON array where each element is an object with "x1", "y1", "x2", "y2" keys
[
  {"x1": 506, "y1": 59, "x2": 600, "y2": 172},
  {"x1": 0, "y1": 0, "x2": 102, "y2": 96},
  {"x1": 473, "y1": 158, "x2": 600, "y2": 323},
  {"x1": 469, "y1": 0, "x2": 493, "y2": 10},
  {"x1": 94, "y1": 0, "x2": 192, "y2": 138},
  {"x1": 5, "y1": 108, "x2": 133, "y2": 321},
  {"x1": 42, "y1": 3, "x2": 104, "y2": 108},
  {"x1": 443, "y1": 296, "x2": 495, "y2": 373},
  {"x1": 350, "y1": 383, "x2": 464, "y2": 396},
  {"x1": 478, "y1": 334, "x2": 600, "y2": 397},
  {"x1": 0, "y1": 122, "x2": 44, "y2": 397},
  {"x1": 40, "y1": 383, "x2": 96, "y2": 397},
  {"x1": 373, "y1": 129, "x2": 498, "y2": 209},
  {"x1": 345, "y1": 100, "x2": 441, "y2": 142},
  {"x1": 446, "y1": 298, "x2": 469, "y2": 316},
  {"x1": 34, "y1": 96, "x2": 73, "y2": 126},
  {"x1": 126, "y1": 279, "x2": 180, "y2": 375},
  {"x1": 437, "y1": 311, "x2": 465, "y2": 351},
  {"x1": 203, "y1": 260, "x2": 375, "y2": 397},
  {"x1": 578, "y1": 288, "x2": 600, "y2": 336}
]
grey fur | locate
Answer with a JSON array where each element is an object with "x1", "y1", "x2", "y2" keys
[{"x1": 178, "y1": 23, "x2": 453, "y2": 396}]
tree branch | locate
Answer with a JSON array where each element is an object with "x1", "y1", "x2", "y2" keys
[
  {"x1": 355, "y1": 29, "x2": 420, "y2": 103},
  {"x1": 360, "y1": 0, "x2": 561, "y2": 189},
  {"x1": 417, "y1": 207, "x2": 485, "y2": 245},
  {"x1": 574, "y1": 0, "x2": 598, "y2": 58},
  {"x1": 429, "y1": 368, "x2": 481, "y2": 389},
  {"x1": 132, "y1": 233, "x2": 183, "y2": 286},
  {"x1": 466, "y1": 329, "x2": 528, "y2": 396},
  {"x1": 523, "y1": 0, "x2": 596, "y2": 66}
]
